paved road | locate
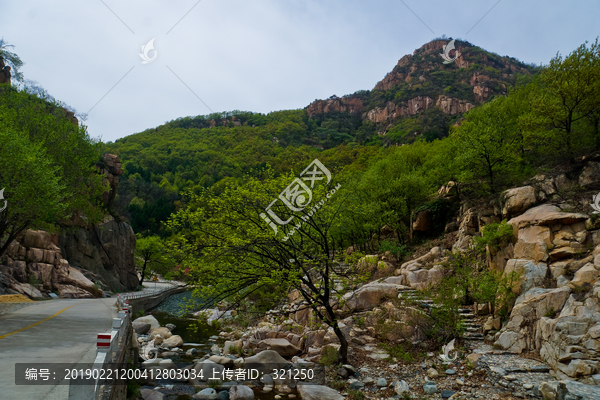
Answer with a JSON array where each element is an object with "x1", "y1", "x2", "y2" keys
[{"x1": 0, "y1": 298, "x2": 118, "y2": 400}]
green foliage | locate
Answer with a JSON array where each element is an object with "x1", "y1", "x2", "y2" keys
[
  {"x1": 522, "y1": 38, "x2": 600, "y2": 160},
  {"x1": 380, "y1": 342, "x2": 415, "y2": 363},
  {"x1": 0, "y1": 38, "x2": 24, "y2": 82},
  {"x1": 347, "y1": 390, "x2": 366, "y2": 400},
  {"x1": 135, "y1": 235, "x2": 173, "y2": 284},
  {"x1": 474, "y1": 220, "x2": 514, "y2": 252},
  {"x1": 0, "y1": 87, "x2": 105, "y2": 258},
  {"x1": 319, "y1": 346, "x2": 340, "y2": 366},
  {"x1": 378, "y1": 239, "x2": 410, "y2": 260}
]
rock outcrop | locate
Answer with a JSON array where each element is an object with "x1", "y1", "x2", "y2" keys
[
  {"x1": 59, "y1": 218, "x2": 138, "y2": 292},
  {"x1": 0, "y1": 230, "x2": 99, "y2": 298},
  {"x1": 306, "y1": 97, "x2": 364, "y2": 118}
]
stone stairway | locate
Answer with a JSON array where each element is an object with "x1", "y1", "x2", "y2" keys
[{"x1": 397, "y1": 287, "x2": 484, "y2": 340}]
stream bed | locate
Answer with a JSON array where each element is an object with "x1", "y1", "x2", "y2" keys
[{"x1": 139, "y1": 291, "x2": 307, "y2": 400}]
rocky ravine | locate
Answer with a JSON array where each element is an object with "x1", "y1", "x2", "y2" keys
[{"x1": 129, "y1": 157, "x2": 600, "y2": 399}]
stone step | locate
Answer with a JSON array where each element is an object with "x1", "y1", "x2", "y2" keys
[
  {"x1": 465, "y1": 327, "x2": 481, "y2": 332},
  {"x1": 464, "y1": 323, "x2": 482, "y2": 328},
  {"x1": 460, "y1": 313, "x2": 475, "y2": 318},
  {"x1": 463, "y1": 333, "x2": 485, "y2": 339}
]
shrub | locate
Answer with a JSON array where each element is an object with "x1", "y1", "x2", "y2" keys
[
  {"x1": 319, "y1": 346, "x2": 340, "y2": 367},
  {"x1": 379, "y1": 239, "x2": 411, "y2": 260},
  {"x1": 347, "y1": 389, "x2": 366, "y2": 400},
  {"x1": 474, "y1": 220, "x2": 513, "y2": 252}
]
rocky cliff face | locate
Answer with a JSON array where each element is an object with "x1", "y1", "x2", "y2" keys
[
  {"x1": 0, "y1": 153, "x2": 138, "y2": 298},
  {"x1": 306, "y1": 97, "x2": 364, "y2": 117},
  {"x1": 306, "y1": 39, "x2": 532, "y2": 135},
  {"x1": 0, "y1": 230, "x2": 100, "y2": 299},
  {"x1": 59, "y1": 218, "x2": 138, "y2": 292}
]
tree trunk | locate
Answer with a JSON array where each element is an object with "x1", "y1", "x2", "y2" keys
[
  {"x1": 139, "y1": 260, "x2": 147, "y2": 286},
  {"x1": 333, "y1": 324, "x2": 349, "y2": 364}
]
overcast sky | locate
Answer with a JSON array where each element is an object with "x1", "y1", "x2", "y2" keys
[{"x1": 2, "y1": 1, "x2": 599, "y2": 142}]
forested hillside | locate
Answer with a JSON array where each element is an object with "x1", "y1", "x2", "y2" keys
[{"x1": 105, "y1": 39, "x2": 541, "y2": 236}]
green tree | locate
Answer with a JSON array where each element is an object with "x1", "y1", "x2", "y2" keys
[
  {"x1": 523, "y1": 39, "x2": 600, "y2": 161},
  {"x1": 0, "y1": 121, "x2": 64, "y2": 257},
  {"x1": 135, "y1": 235, "x2": 169, "y2": 285},
  {"x1": 0, "y1": 87, "x2": 106, "y2": 258},
  {"x1": 0, "y1": 38, "x2": 24, "y2": 82},
  {"x1": 167, "y1": 168, "x2": 357, "y2": 363},
  {"x1": 451, "y1": 96, "x2": 523, "y2": 193}
]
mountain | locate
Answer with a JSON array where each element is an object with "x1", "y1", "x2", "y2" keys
[
  {"x1": 306, "y1": 39, "x2": 536, "y2": 141},
  {"x1": 105, "y1": 39, "x2": 537, "y2": 235}
]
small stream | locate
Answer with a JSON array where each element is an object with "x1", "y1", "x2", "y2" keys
[{"x1": 143, "y1": 291, "x2": 299, "y2": 400}]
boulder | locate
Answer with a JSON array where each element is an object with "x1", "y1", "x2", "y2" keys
[
  {"x1": 257, "y1": 338, "x2": 301, "y2": 357},
  {"x1": 229, "y1": 385, "x2": 254, "y2": 400},
  {"x1": 140, "y1": 388, "x2": 165, "y2": 400},
  {"x1": 11, "y1": 282, "x2": 44, "y2": 299},
  {"x1": 508, "y1": 204, "x2": 588, "y2": 231},
  {"x1": 194, "y1": 388, "x2": 218, "y2": 399},
  {"x1": 342, "y1": 283, "x2": 400, "y2": 312},
  {"x1": 571, "y1": 263, "x2": 599, "y2": 288},
  {"x1": 494, "y1": 287, "x2": 571, "y2": 353},
  {"x1": 54, "y1": 284, "x2": 94, "y2": 299},
  {"x1": 150, "y1": 327, "x2": 173, "y2": 340},
  {"x1": 504, "y1": 259, "x2": 548, "y2": 294},
  {"x1": 22, "y1": 230, "x2": 53, "y2": 250},
  {"x1": 191, "y1": 360, "x2": 225, "y2": 385},
  {"x1": 413, "y1": 209, "x2": 432, "y2": 231},
  {"x1": 296, "y1": 384, "x2": 344, "y2": 400},
  {"x1": 502, "y1": 186, "x2": 537, "y2": 217},
  {"x1": 579, "y1": 162, "x2": 600, "y2": 186},
  {"x1": 133, "y1": 321, "x2": 151, "y2": 335},
  {"x1": 512, "y1": 226, "x2": 552, "y2": 263},
  {"x1": 162, "y1": 335, "x2": 183, "y2": 348},
  {"x1": 244, "y1": 350, "x2": 288, "y2": 373},
  {"x1": 134, "y1": 315, "x2": 160, "y2": 331},
  {"x1": 209, "y1": 355, "x2": 235, "y2": 368}
]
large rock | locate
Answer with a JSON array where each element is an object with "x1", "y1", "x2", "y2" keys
[
  {"x1": 191, "y1": 360, "x2": 225, "y2": 385},
  {"x1": 54, "y1": 284, "x2": 94, "y2": 299},
  {"x1": 342, "y1": 283, "x2": 400, "y2": 312},
  {"x1": 194, "y1": 388, "x2": 217, "y2": 399},
  {"x1": 508, "y1": 204, "x2": 588, "y2": 231},
  {"x1": 22, "y1": 230, "x2": 53, "y2": 250},
  {"x1": 571, "y1": 263, "x2": 599, "y2": 288},
  {"x1": 133, "y1": 321, "x2": 151, "y2": 335},
  {"x1": 494, "y1": 287, "x2": 571, "y2": 353},
  {"x1": 140, "y1": 388, "x2": 165, "y2": 400},
  {"x1": 150, "y1": 327, "x2": 173, "y2": 340},
  {"x1": 538, "y1": 293, "x2": 600, "y2": 381},
  {"x1": 59, "y1": 219, "x2": 138, "y2": 292},
  {"x1": 513, "y1": 226, "x2": 552, "y2": 263},
  {"x1": 209, "y1": 355, "x2": 235, "y2": 368},
  {"x1": 296, "y1": 384, "x2": 344, "y2": 400},
  {"x1": 257, "y1": 338, "x2": 301, "y2": 357},
  {"x1": 134, "y1": 315, "x2": 160, "y2": 331},
  {"x1": 229, "y1": 385, "x2": 254, "y2": 400},
  {"x1": 244, "y1": 350, "x2": 289, "y2": 373},
  {"x1": 502, "y1": 186, "x2": 537, "y2": 218},
  {"x1": 11, "y1": 282, "x2": 44, "y2": 299},
  {"x1": 504, "y1": 259, "x2": 548, "y2": 294},
  {"x1": 162, "y1": 335, "x2": 183, "y2": 348}
]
